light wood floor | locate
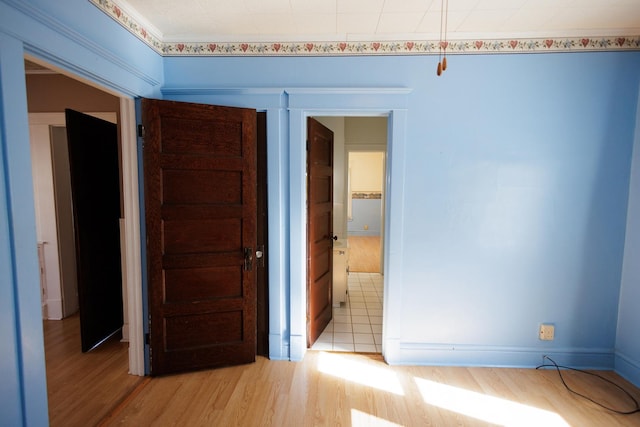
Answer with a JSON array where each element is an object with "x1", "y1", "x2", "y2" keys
[
  {"x1": 44, "y1": 315, "x2": 143, "y2": 427},
  {"x1": 348, "y1": 236, "x2": 381, "y2": 273},
  {"x1": 44, "y1": 317, "x2": 640, "y2": 426}
]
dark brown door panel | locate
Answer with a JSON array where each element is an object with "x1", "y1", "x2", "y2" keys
[
  {"x1": 307, "y1": 118, "x2": 334, "y2": 347},
  {"x1": 143, "y1": 99, "x2": 257, "y2": 375}
]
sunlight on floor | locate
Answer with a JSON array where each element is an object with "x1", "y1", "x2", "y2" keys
[
  {"x1": 415, "y1": 377, "x2": 570, "y2": 426},
  {"x1": 317, "y1": 352, "x2": 404, "y2": 396},
  {"x1": 351, "y1": 409, "x2": 403, "y2": 427}
]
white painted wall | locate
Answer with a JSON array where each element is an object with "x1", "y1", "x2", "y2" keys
[
  {"x1": 349, "y1": 152, "x2": 384, "y2": 192},
  {"x1": 30, "y1": 115, "x2": 65, "y2": 319}
]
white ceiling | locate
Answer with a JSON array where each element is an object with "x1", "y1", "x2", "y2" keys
[{"x1": 118, "y1": 0, "x2": 640, "y2": 43}]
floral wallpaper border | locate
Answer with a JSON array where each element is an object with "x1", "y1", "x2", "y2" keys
[
  {"x1": 91, "y1": 0, "x2": 640, "y2": 56},
  {"x1": 352, "y1": 192, "x2": 382, "y2": 200}
]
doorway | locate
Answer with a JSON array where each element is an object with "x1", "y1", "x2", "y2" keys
[
  {"x1": 347, "y1": 150, "x2": 385, "y2": 274},
  {"x1": 308, "y1": 116, "x2": 388, "y2": 354},
  {"x1": 25, "y1": 57, "x2": 146, "y2": 423}
]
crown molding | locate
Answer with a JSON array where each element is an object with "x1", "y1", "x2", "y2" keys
[{"x1": 91, "y1": 0, "x2": 640, "y2": 57}]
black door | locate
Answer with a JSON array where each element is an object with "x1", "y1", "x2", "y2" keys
[{"x1": 66, "y1": 109, "x2": 123, "y2": 352}]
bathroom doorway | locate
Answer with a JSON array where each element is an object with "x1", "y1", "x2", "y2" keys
[{"x1": 309, "y1": 116, "x2": 387, "y2": 354}]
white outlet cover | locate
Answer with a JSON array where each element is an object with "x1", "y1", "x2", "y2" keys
[{"x1": 539, "y1": 324, "x2": 555, "y2": 340}]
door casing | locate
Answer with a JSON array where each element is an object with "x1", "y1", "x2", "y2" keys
[{"x1": 287, "y1": 99, "x2": 407, "y2": 362}]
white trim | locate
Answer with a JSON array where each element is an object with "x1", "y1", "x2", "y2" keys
[
  {"x1": 119, "y1": 97, "x2": 144, "y2": 375},
  {"x1": 44, "y1": 299, "x2": 62, "y2": 319},
  {"x1": 119, "y1": 218, "x2": 129, "y2": 342}
]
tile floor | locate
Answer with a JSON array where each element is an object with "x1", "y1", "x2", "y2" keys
[{"x1": 311, "y1": 272, "x2": 384, "y2": 353}]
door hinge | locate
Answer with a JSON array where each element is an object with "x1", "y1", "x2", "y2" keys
[
  {"x1": 147, "y1": 315, "x2": 152, "y2": 371},
  {"x1": 146, "y1": 313, "x2": 151, "y2": 346},
  {"x1": 306, "y1": 139, "x2": 310, "y2": 151},
  {"x1": 137, "y1": 124, "x2": 145, "y2": 138}
]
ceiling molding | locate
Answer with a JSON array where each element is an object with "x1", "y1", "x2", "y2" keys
[{"x1": 91, "y1": 0, "x2": 640, "y2": 57}]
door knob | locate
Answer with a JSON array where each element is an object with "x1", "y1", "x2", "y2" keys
[{"x1": 256, "y1": 245, "x2": 265, "y2": 268}]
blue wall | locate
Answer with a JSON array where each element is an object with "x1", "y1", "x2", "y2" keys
[
  {"x1": 164, "y1": 52, "x2": 639, "y2": 371},
  {"x1": 1, "y1": 0, "x2": 163, "y2": 424},
  {"x1": 348, "y1": 199, "x2": 382, "y2": 236},
  {"x1": 1, "y1": 0, "x2": 640, "y2": 424},
  {"x1": 398, "y1": 52, "x2": 637, "y2": 368},
  {"x1": 616, "y1": 87, "x2": 640, "y2": 386},
  {"x1": 0, "y1": 31, "x2": 41, "y2": 426}
]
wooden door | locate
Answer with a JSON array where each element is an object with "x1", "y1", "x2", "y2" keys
[
  {"x1": 307, "y1": 118, "x2": 334, "y2": 347},
  {"x1": 65, "y1": 109, "x2": 123, "y2": 352},
  {"x1": 142, "y1": 99, "x2": 257, "y2": 375}
]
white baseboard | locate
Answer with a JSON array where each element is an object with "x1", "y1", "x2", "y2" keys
[
  {"x1": 45, "y1": 299, "x2": 63, "y2": 320},
  {"x1": 121, "y1": 323, "x2": 129, "y2": 342},
  {"x1": 289, "y1": 334, "x2": 305, "y2": 362}
]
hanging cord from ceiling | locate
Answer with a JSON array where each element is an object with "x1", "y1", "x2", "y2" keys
[
  {"x1": 536, "y1": 355, "x2": 640, "y2": 415},
  {"x1": 437, "y1": 0, "x2": 449, "y2": 76}
]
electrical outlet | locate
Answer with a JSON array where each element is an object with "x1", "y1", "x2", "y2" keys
[{"x1": 539, "y1": 324, "x2": 555, "y2": 341}]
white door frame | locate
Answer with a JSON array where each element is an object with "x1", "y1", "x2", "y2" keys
[
  {"x1": 25, "y1": 53, "x2": 144, "y2": 374},
  {"x1": 286, "y1": 87, "x2": 410, "y2": 362},
  {"x1": 119, "y1": 97, "x2": 144, "y2": 375}
]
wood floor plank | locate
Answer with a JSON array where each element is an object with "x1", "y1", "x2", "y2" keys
[
  {"x1": 347, "y1": 236, "x2": 381, "y2": 273},
  {"x1": 44, "y1": 315, "x2": 142, "y2": 427},
  {"x1": 46, "y1": 316, "x2": 640, "y2": 426},
  {"x1": 103, "y1": 351, "x2": 640, "y2": 426}
]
